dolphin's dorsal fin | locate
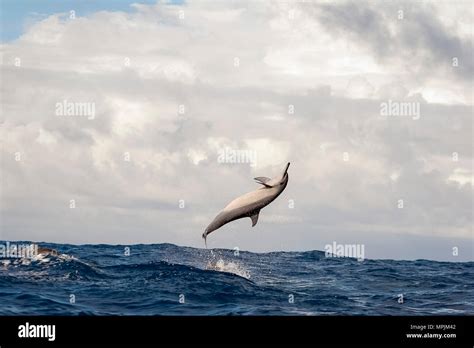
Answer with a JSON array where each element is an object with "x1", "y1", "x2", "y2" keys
[
  {"x1": 254, "y1": 177, "x2": 271, "y2": 187},
  {"x1": 250, "y1": 211, "x2": 260, "y2": 227}
]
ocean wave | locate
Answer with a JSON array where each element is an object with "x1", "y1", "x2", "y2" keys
[{"x1": 0, "y1": 242, "x2": 472, "y2": 315}]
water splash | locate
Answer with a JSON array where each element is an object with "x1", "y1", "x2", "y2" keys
[{"x1": 206, "y1": 258, "x2": 251, "y2": 279}]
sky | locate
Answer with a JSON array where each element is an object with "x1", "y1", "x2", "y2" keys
[{"x1": 0, "y1": 0, "x2": 472, "y2": 261}]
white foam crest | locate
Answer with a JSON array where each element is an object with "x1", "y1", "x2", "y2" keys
[{"x1": 206, "y1": 258, "x2": 251, "y2": 279}]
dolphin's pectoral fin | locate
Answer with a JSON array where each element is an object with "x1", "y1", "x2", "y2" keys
[
  {"x1": 250, "y1": 211, "x2": 260, "y2": 227},
  {"x1": 254, "y1": 177, "x2": 271, "y2": 187}
]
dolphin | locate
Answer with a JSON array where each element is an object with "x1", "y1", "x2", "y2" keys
[
  {"x1": 203, "y1": 162, "x2": 290, "y2": 246},
  {"x1": 37, "y1": 247, "x2": 59, "y2": 256}
]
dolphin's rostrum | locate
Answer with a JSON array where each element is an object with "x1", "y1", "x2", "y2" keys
[{"x1": 203, "y1": 162, "x2": 290, "y2": 246}]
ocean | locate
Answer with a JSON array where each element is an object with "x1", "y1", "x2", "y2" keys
[{"x1": 0, "y1": 242, "x2": 472, "y2": 315}]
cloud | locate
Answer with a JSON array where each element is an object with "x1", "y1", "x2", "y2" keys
[
  {"x1": 314, "y1": 1, "x2": 473, "y2": 81},
  {"x1": 0, "y1": 1, "x2": 472, "y2": 260}
]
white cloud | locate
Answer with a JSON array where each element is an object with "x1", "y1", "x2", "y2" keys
[{"x1": 448, "y1": 168, "x2": 473, "y2": 186}]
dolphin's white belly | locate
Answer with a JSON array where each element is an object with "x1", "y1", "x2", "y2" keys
[{"x1": 223, "y1": 188, "x2": 277, "y2": 212}]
